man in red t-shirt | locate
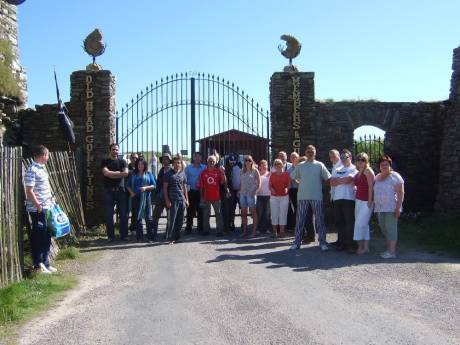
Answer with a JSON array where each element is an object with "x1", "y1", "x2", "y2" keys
[{"x1": 199, "y1": 155, "x2": 228, "y2": 236}]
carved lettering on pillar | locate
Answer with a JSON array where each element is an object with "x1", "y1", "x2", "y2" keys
[
  {"x1": 292, "y1": 76, "x2": 301, "y2": 153},
  {"x1": 85, "y1": 75, "x2": 95, "y2": 211}
]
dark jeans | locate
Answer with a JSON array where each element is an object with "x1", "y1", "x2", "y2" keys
[
  {"x1": 104, "y1": 188, "x2": 128, "y2": 240},
  {"x1": 29, "y1": 210, "x2": 52, "y2": 268},
  {"x1": 228, "y1": 188, "x2": 239, "y2": 229},
  {"x1": 221, "y1": 193, "x2": 231, "y2": 232},
  {"x1": 256, "y1": 195, "x2": 271, "y2": 233},
  {"x1": 127, "y1": 190, "x2": 136, "y2": 233},
  {"x1": 186, "y1": 189, "x2": 203, "y2": 232},
  {"x1": 166, "y1": 200, "x2": 185, "y2": 241},
  {"x1": 333, "y1": 199, "x2": 355, "y2": 249},
  {"x1": 152, "y1": 199, "x2": 166, "y2": 240},
  {"x1": 132, "y1": 194, "x2": 154, "y2": 240}
]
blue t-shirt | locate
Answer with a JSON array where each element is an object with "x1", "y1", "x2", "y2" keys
[
  {"x1": 165, "y1": 170, "x2": 187, "y2": 201},
  {"x1": 185, "y1": 163, "x2": 206, "y2": 190},
  {"x1": 128, "y1": 172, "x2": 156, "y2": 194}
]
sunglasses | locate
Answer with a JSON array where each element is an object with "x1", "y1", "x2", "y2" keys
[
  {"x1": 306, "y1": 151, "x2": 314, "y2": 154},
  {"x1": 340, "y1": 154, "x2": 350, "y2": 160},
  {"x1": 244, "y1": 159, "x2": 252, "y2": 162},
  {"x1": 356, "y1": 158, "x2": 367, "y2": 162}
]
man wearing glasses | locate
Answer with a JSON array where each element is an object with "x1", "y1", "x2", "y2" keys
[
  {"x1": 289, "y1": 145, "x2": 331, "y2": 251},
  {"x1": 330, "y1": 149, "x2": 357, "y2": 252}
]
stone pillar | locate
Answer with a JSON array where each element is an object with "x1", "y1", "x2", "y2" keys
[
  {"x1": 436, "y1": 46, "x2": 460, "y2": 213},
  {"x1": 270, "y1": 72, "x2": 315, "y2": 159},
  {"x1": 0, "y1": 0, "x2": 27, "y2": 106},
  {"x1": 70, "y1": 70, "x2": 116, "y2": 226}
]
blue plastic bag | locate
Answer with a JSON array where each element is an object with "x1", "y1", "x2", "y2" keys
[{"x1": 46, "y1": 204, "x2": 70, "y2": 238}]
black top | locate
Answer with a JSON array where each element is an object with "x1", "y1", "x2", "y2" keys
[{"x1": 101, "y1": 158, "x2": 127, "y2": 188}]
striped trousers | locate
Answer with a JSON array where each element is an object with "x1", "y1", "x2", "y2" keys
[{"x1": 294, "y1": 200, "x2": 327, "y2": 246}]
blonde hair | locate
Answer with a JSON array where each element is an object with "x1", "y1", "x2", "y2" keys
[
  {"x1": 242, "y1": 155, "x2": 256, "y2": 173},
  {"x1": 356, "y1": 152, "x2": 370, "y2": 169},
  {"x1": 273, "y1": 158, "x2": 283, "y2": 167},
  {"x1": 290, "y1": 152, "x2": 299, "y2": 159}
]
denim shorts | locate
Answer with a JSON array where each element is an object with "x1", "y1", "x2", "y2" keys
[{"x1": 239, "y1": 194, "x2": 256, "y2": 208}]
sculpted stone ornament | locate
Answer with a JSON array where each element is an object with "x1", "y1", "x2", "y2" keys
[
  {"x1": 83, "y1": 29, "x2": 106, "y2": 71},
  {"x1": 278, "y1": 34, "x2": 302, "y2": 72}
]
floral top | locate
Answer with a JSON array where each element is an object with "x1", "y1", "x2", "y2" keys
[
  {"x1": 240, "y1": 169, "x2": 258, "y2": 196},
  {"x1": 374, "y1": 171, "x2": 404, "y2": 213}
]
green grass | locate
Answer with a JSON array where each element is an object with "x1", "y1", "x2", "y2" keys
[
  {"x1": 0, "y1": 244, "x2": 83, "y2": 342},
  {"x1": 0, "y1": 274, "x2": 77, "y2": 339},
  {"x1": 398, "y1": 214, "x2": 460, "y2": 257},
  {"x1": 56, "y1": 247, "x2": 80, "y2": 260}
]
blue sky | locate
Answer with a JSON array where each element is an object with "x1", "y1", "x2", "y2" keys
[{"x1": 17, "y1": 0, "x2": 460, "y2": 139}]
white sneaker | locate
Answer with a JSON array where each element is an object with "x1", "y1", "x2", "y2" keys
[
  {"x1": 289, "y1": 244, "x2": 300, "y2": 250},
  {"x1": 320, "y1": 244, "x2": 329, "y2": 252},
  {"x1": 47, "y1": 265, "x2": 58, "y2": 273},
  {"x1": 39, "y1": 263, "x2": 52, "y2": 274}
]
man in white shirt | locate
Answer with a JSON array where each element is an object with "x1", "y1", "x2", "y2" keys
[
  {"x1": 330, "y1": 149, "x2": 357, "y2": 252},
  {"x1": 329, "y1": 149, "x2": 343, "y2": 200},
  {"x1": 24, "y1": 145, "x2": 57, "y2": 274}
]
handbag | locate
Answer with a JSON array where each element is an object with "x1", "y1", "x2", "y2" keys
[{"x1": 46, "y1": 204, "x2": 71, "y2": 238}]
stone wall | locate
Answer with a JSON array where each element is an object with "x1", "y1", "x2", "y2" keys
[
  {"x1": 436, "y1": 46, "x2": 460, "y2": 213},
  {"x1": 0, "y1": 0, "x2": 27, "y2": 106},
  {"x1": 19, "y1": 103, "x2": 72, "y2": 156},
  {"x1": 19, "y1": 70, "x2": 116, "y2": 226},
  {"x1": 270, "y1": 73, "x2": 452, "y2": 213},
  {"x1": 314, "y1": 101, "x2": 445, "y2": 212}
]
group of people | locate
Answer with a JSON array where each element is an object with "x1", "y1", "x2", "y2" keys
[{"x1": 101, "y1": 142, "x2": 405, "y2": 258}]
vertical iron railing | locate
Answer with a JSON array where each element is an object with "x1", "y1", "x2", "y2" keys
[
  {"x1": 116, "y1": 73, "x2": 270, "y2": 165},
  {"x1": 353, "y1": 134, "x2": 385, "y2": 170}
]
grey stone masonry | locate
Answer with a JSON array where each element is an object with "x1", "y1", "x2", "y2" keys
[
  {"x1": 436, "y1": 46, "x2": 460, "y2": 213},
  {"x1": 70, "y1": 70, "x2": 116, "y2": 226},
  {"x1": 0, "y1": 0, "x2": 27, "y2": 106},
  {"x1": 314, "y1": 101, "x2": 444, "y2": 212},
  {"x1": 270, "y1": 72, "x2": 315, "y2": 160},
  {"x1": 19, "y1": 103, "x2": 72, "y2": 155},
  {"x1": 269, "y1": 71, "x2": 455, "y2": 212}
]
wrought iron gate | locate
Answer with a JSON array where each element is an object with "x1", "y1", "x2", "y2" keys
[
  {"x1": 116, "y1": 73, "x2": 270, "y2": 164},
  {"x1": 353, "y1": 134, "x2": 385, "y2": 170}
]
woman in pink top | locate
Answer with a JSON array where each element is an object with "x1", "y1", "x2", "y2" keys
[
  {"x1": 353, "y1": 152, "x2": 375, "y2": 254},
  {"x1": 269, "y1": 159, "x2": 291, "y2": 238}
]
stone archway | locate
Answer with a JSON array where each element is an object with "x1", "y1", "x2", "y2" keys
[{"x1": 313, "y1": 101, "x2": 445, "y2": 211}]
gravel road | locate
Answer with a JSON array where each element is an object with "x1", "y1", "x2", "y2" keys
[{"x1": 18, "y1": 230, "x2": 460, "y2": 345}]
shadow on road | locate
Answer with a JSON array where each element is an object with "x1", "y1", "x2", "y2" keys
[
  {"x1": 79, "y1": 238, "x2": 165, "y2": 253},
  {"x1": 206, "y1": 237, "x2": 460, "y2": 272}
]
